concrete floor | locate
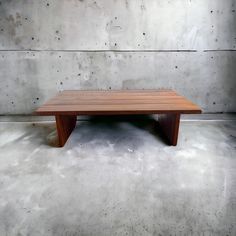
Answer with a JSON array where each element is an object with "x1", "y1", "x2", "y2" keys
[{"x1": 0, "y1": 115, "x2": 236, "y2": 236}]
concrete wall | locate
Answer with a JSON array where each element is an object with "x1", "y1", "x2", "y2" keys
[{"x1": 0, "y1": 0, "x2": 236, "y2": 114}]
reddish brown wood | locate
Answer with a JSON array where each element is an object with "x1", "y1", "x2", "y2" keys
[
  {"x1": 36, "y1": 90, "x2": 201, "y2": 116},
  {"x1": 55, "y1": 115, "x2": 77, "y2": 147},
  {"x1": 158, "y1": 114, "x2": 180, "y2": 146},
  {"x1": 35, "y1": 90, "x2": 201, "y2": 147}
]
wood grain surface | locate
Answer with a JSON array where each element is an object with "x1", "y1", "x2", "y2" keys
[
  {"x1": 36, "y1": 90, "x2": 201, "y2": 115},
  {"x1": 158, "y1": 114, "x2": 180, "y2": 146},
  {"x1": 55, "y1": 115, "x2": 77, "y2": 147}
]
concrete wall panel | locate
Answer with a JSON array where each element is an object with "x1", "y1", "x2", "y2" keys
[
  {"x1": 0, "y1": 51, "x2": 235, "y2": 114},
  {"x1": 0, "y1": 0, "x2": 235, "y2": 50}
]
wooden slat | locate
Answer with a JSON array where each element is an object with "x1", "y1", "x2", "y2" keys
[{"x1": 36, "y1": 90, "x2": 201, "y2": 115}]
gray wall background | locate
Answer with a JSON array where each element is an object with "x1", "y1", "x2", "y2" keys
[{"x1": 0, "y1": 0, "x2": 236, "y2": 114}]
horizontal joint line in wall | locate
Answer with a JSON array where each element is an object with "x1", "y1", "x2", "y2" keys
[
  {"x1": 203, "y1": 49, "x2": 236, "y2": 52},
  {"x1": 0, "y1": 49, "x2": 198, "y2": 53},
  {"x1": 1, "y1": 49, "x2": 235, "y2": 53}
]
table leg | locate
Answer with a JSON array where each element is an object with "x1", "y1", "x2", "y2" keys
[
  {"x1": 158, "y1": 114, "x2": 180, "y2": 146},
  {"x1": 55, "y1": 115, "x2": 77, "y2": 147}
]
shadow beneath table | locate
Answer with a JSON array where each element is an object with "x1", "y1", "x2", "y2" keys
[
  {"x1": 85, "y1": 115, "x2": 169, "y2": 145},
  {"x1": 40, "y1": 115, "x2": 170, "y2": 148}
]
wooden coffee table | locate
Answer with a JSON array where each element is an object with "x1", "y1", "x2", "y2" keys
[{"x1": 36, "y1": 90, "x2": 201, "y2": 147}]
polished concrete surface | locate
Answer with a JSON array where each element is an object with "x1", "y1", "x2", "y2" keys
[{"x1": 0, "y1": 115, "x2": 236, "y2": 236}]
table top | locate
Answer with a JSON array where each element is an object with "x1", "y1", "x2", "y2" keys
[{"x1": 36, "y1": 90, "x2": 201, "y2": 115}]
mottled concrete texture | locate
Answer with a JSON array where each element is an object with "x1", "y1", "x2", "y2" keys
[
  {"x1": 0, "y1": 0, "x2": 236, "y2": 50},
  {"x1": 0, "y1": 51, "x2": 236, "y2": 114},
  {"x1": 0, "y1": 0, "x2": 236, "y2": 114},
  {"x1": 0, "y1": 115, "x2": 236, "y2": 236}
]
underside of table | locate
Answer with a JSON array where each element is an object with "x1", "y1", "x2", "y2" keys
[{"x1": 36, "y1": 90, "x2": 201, "y2": 147}]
